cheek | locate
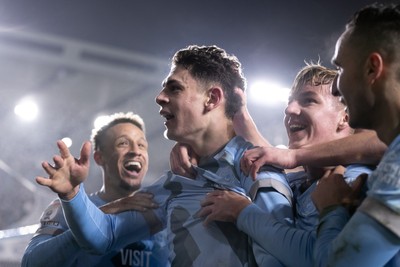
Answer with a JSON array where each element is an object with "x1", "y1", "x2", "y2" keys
[
  {"x1": 338, "y1": 74, "x2": 356, "y2": 101},
  {"x1": 111, "y1": 152, "x2": 124, "y2": 165}
]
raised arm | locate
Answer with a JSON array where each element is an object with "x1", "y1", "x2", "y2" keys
[
  {"x1": 36, "y1": 141, "x2": 165, "y2": 254},
  {"x1": 22, "y1": 191, "x2": 158, "y2": 267},
  {"x1": 36, "y1": 140, "x2": 91, "y2": 200},
  {"x1": 292, "y1": 129, "x2": 386, "y2": 168},
  {"x1": 242, "y1": 129, "x2": 386, "y2": 179},
  {"x1": 232, "y1": 88, "x2": 271, "y2": 147}
]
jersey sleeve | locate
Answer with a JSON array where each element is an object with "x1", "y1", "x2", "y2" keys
[
  {"x1": 315, "y1": 206, "x2": 400, "y2": 267},
  {"x1": 21, "y1": 199, "x2": 82, "y2": 267},
  {"x1": 61, "y1": 181, "x2": 168, "y2": 254},
  {"x1": 240, "y1": 165, "x2": 295, "y2": 266}
]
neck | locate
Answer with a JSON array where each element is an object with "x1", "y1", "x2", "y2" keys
[
  {"x1": 186, "y1": 119, "x2": 235, "y2": 158},
  {"x1": 370, "y1": 81, "x2": 400, "y2": 146},
  {"x1": 373, "y1": 107, "x2": 400, "y2": 146},
  {"x1": 97, "y1": 184, "x2": 137, "y2": 202}
]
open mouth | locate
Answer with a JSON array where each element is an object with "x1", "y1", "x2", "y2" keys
[
  {"x1": 160, "y1": 110, "x2": 175, "y2": 121},
  {"x1": 289, "y1": 124, "x2": 306, "y2": 133},
  {"x1": 124, "y1": 161, "x2": 142, "y2": 173},
  {"x1": 164, "y1": 114, "x2": 174, "y2": 121}
]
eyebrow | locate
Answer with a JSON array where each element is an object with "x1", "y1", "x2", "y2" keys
[
  {"x1": 116, "y1": 134, "x2": 146, "y2": 140},
  {"x1": 288, "y1": 90, "x2": 317, "y2": 102},
  {"x1": 161, "y1": 79, "x2": 179, "y2": 88},
  {"x1": 302, "y1": 91, "x2": 320, "y2": 98}
]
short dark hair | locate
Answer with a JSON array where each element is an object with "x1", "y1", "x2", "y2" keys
[
  {"x1": 345, "y1": 3, "x2": 400, "y2": 64},
  {"x1": 90, "y1": 112, "x2": 145, "y2": 151},
  {"x1": 172, "y1": 45, "x2": 247, "y2": 119}
]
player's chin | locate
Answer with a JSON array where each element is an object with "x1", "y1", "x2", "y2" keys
[{"x1": 121, "y1": 177, "x2": 142, "y2": 190}]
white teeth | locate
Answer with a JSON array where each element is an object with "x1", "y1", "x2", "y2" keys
[
  {"x1": 289, "y1": 124, "x2": 305, "y2": 131},
  {"x1": 124, "y1": 161, "x2": 142, "y2": 171},
  {"x1": 126, "y1": 161, "x2": 141, "y2": 167}
]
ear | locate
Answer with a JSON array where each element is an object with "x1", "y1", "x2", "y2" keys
[
  {"x1": 204, "y1": 87, "x2": 223, "y2": 111},
  {"x1": 367, "y1": 52, "x2": 384, "y2": 84},
  {"x1": 337, "y1": 110, "x2": 349, "y2": 131},
  {"x1": 94, "y1": 150, "x2": 104, "y2": 166}
]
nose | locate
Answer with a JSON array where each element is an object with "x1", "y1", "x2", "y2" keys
[
  {"x1": 128, "y1": 143, "x2": 141, "y2": 156},
  {"x1": 284, "y1": 100, "x2": 300, "y2": 116},
  {"x1": 331, "y1": 75, "x2": 341, "y2": 97},
  {"x1": 155, "y1": 90, "x2": 168, "y2": 106}
]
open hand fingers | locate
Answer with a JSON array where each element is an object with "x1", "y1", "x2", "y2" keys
[
  {"x1": 57, "y1": 140, "x2": 71, "y2": 159},
  {"x1": 200, "y1": 191, "x2": 220, "y2": 207},
  {"x1": 35, "y1": 176, "x2": 53, "y2": 187},
  {"x1": 249, "y1": 160, "x2": 264, "y2": 180},
  {"x1": 241, "y1": 149, "x2": 259, "y2": 176},
  {"x1": 41, "y1": 161, "x2": 56, "y2": 176},
  {"x1": 78, "y1": 141, "x2": 91, "y2": 165},
  {"x1": 53, "y1": 155, "x2": 65, "y2": 169},
  {"x1": 240, "y1": 156, "x2": 251, "y2": 176}
]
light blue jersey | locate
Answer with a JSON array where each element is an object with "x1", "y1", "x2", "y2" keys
[
  {"x1": 236, "y1": 164, "x2": 373, "y2": 267},
  {"x1": 22, "y1": 193, "x2": 169, "y2": 267},
  {"x1": 60, "y1": 136, "x2": 292, "y2": 267},
  {"x1": 315, "y1": 135, "x2": 400, "y2": 267}
]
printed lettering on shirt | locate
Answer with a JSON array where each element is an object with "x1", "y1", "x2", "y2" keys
[
  {"x1": 119, "y1": 249, "x2": 152, "y2": 267},
  {"x1": 111, "y1": 242, "x2": 155, "y2": 267}
]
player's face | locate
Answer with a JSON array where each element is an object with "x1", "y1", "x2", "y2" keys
[
  {"x1": 156, "y1": 65, "x2": 208, "y2": 144},
  {"x1": 284, "y1": 83, "x2": 347, "y2": 149},
  {"x1": 332, "y1": 30, "x2": 373, "y2": 130},
  {"x1": 99, "y1": 123, "x2": 148, "y2": 191}
]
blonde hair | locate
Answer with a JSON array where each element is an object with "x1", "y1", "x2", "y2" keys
[{"x1": 291, "y1": 62, "x2": 338, "y2": 94}]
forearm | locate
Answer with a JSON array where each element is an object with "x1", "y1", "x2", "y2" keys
[
  {"x1": 61, "y1": 185, "x2": 151, "y2": 253},
  {"x1": 313, "y1": 206, "x2": 350, "y2": 267},
  {"x1": 22, "y1": 231, "x2": 80, "y2": 267},
  {"x1": 238, "y1": 203, "x2": 315, "y2": 267},
  {"x1": 316, "y1": 210, "x2": 400, "y2": 267},
  {"x1": 61, "y1": 185, "x2": 112, "y2": 253},
  {"x1": 233, "y1": 107, "x2": 271, "y2": 147},
  {"x1": 295, "y1": 130, "x2": 386, "y2": 167},
  {"x1": 246, "y1": 179, "x2": 303, "y2": 266}
]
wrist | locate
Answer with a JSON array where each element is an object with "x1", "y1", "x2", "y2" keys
[
  {"x1": 319, "y1": 204, "x2": 342, "y2": 219},
  {"x1": 58, "y1": 186, "x2": 80, "y2": 201}
]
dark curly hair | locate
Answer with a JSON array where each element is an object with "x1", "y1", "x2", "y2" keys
[{"x1": 172, "y1": 45, "x2": 247, "y2": 119}]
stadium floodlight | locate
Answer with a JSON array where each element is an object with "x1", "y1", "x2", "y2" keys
[
  {"x1": 14, "y1": 98, "x2": 39, "y2": 121},
  {"x1": 248, "y1": 80, "x2": 290, "y2": 106}
]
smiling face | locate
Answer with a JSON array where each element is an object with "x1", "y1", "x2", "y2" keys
[
  {"x1": 156, "y1": 65, "x2": 209, "y2": 144},
  {"x1": 96, "y1": 122, "x2": 149, "y2": 192},
  {"x1": 284, "y1": 82, "x2": 348, "y2": 149}
]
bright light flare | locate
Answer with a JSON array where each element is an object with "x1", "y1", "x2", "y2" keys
[
  {"x1": 248, "y1": 81, "x2": 290, "y2": 105},
  {"x1": 14, "y1": 98, "x2": 39, "y2": 121},
  {"x1": 61, "y1": 137, "x2": 72, "y2": 148}
]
